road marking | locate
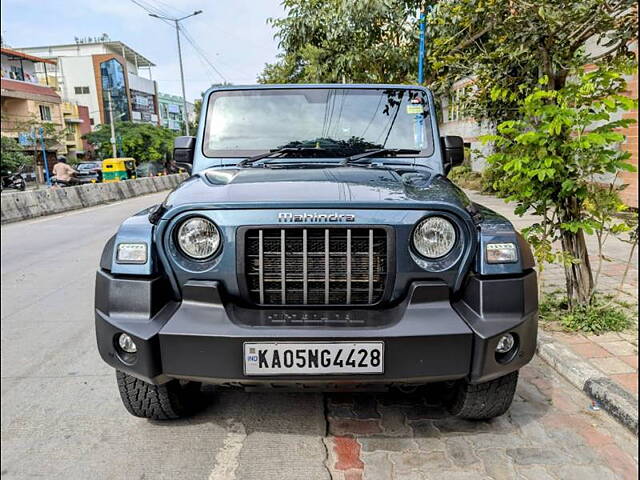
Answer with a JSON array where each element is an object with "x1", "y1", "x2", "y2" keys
[{"x1": 209, "y1": 419, "x2": 247, "y2": 480}]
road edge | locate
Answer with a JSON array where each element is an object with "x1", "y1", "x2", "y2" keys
[{"x1": 536, "y1": 330, "x2": 638, "y2": 435}]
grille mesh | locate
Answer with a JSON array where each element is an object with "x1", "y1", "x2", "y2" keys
[{"x1": 245, "y1": 228, "x2": 387, "y2": 306}]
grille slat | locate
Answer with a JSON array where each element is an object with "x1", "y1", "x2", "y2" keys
[
  {"x1": 280, "y1": 229, "x2": 286, "y2": 305},
  {"x1": 303, "y1": 229, "x2": 308, "y2": 305},
  {"x1": 258, "y1": 230, "x2": 264, "y2": 304},
  {"x1": 368, "y1": 228, "x2": 373, "y2": 304},
  {"x1": 325, "y1": 229, "x2": 330, "y2": 305},
  {"x1": 245, "y1": 227, "x2": 387, "y2": 306},
  {"x1": 346, "y1": 229, "x2": 352, "y2": 304}
]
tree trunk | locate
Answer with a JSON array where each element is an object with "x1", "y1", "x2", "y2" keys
[
  {"x1": 559, "y1": 197, "x2": 594, "y2": 308},
  {"x1": 560, "y1": 228, "x2": 594, "y2": 308}
]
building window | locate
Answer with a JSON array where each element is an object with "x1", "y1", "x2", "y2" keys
[
  {"x1": 9, "y1": 65, "x2": 24, "y2": 81},
  {"x1": 447, "y1": 85, "x2": 474, "y2": 123},
  {"x1": 100, "y1": 58, "x2": 130, "y2": 123},
  {"x1": 39, "y1": 105, "x2": 52, "y2": 121},
  {"x1": 74, "y1": 86, "x2": 90, "y2": 94}
]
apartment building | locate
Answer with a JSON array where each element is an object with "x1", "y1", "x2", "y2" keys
[
  {"x1": 1, "y1": 47, "x2": 66, "y2": 173},
  {"x1": 158, "y1": 92, "x2": 195, "y2": 132},
  {"x1": 17, "y1": 38, "x2": 159, "y2": 129},
  {"x1": 60, "y1": 101, "x2": 92, "y2": 161}
]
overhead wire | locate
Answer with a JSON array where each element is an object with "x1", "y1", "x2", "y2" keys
[
  {"x1": 178, "y1": 25, "x2": 228, "y2": 83},
  {"x1": 129, "y1": 0, "x2": 226, "y2": 84}
]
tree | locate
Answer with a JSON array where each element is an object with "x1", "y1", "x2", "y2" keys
[
  {"x1": 259, "y1": 0, "x2": 421, "y2": 84},
  {"x1": 483, "y1": 66, "x2": 637, "y2": 307},
  {"x1": 1, "y1": 136, "x2": 31, "y2": 176},
  {"x1": 190, "y1": 98, "x2": 202, "y2": 134},
  {"x1": 426, "y1": 0, "x2": 638, "y2": 124},
  {"x1": 83, "y1": 122, "x2": 178, "y2": 162}
]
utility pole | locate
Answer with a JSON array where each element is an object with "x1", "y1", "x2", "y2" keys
[
  {"x1": 39, "y1": 127, "x2": 51, "y2": 186},
  {"x1": 107, "y1": 90, "x2": 117, "y2": 158},
  {"x1": 417, "y1": 9, "x2": 426, "y2": 84},
  {"x1": 149, "y1": 10, "x2": 202, "y2": 136}
]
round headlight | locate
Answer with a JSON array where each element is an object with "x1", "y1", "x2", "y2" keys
[
  {"x1": 177, "y1": 217, "x2": 220, "y2": 259},
  {"x1": 413, "y1": 216, "x2": 456, "y2": 258}
]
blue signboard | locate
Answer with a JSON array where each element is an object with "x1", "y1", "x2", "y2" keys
[{"x1": 18, "y1": 132, "x2": 35, "y2": 146}]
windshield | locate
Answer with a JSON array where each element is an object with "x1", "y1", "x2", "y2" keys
[
  {"x1": 77, "y1": 163, "x2": 100, "y2": 171},
  {"x1": 203, "y1": 88, "x2": 434, "y2": 158}
]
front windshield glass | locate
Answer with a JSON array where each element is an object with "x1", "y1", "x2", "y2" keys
[
  {"x1": 77, "y1": 163, "x2": 99, "y2": 170},
  {"x1": 203, "y1": 88, "x2": 434, "y2": 158}
]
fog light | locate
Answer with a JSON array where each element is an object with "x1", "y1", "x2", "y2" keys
[
  {"x1": 496, "y1": 333, "x2": 515, "y2": 353},
  {"x1": 118, "y1": 333, "x2": 137, "y2": 353}
]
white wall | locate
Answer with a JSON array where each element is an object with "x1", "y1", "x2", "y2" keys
[
  {"x1": 127, "y1": 73, "x2": 155, "y2": 95},
  {"x1": 21, "y1": 44, "x2": 108, "y2": 58},
  {"x1": 57, "y1": 56, "x2": 101, "y2": 126}
]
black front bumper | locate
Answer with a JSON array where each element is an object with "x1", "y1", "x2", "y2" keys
[{"x1": 95, "y1": 270, "x2": 538, "y2": 386}]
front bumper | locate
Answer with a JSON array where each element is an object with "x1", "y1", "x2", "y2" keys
[{"x1": 95, "y1": 270, "x2": 538, "y2": 386}]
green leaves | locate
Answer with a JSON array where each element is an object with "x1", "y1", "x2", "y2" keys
[
  {"x1": 259, "y1": 0, "x2": 420, "y2": 84},
  {"x1": 83, "y1": 122, "x2": 178, "y2": 163},
  {"x1": 424, "y1": 0, "x2": 637, "y2": 124},
  {"x1": 1, "y1": 136, "x2": 32, "y2": 177},
  {"x1": 486, "y1": 66, "x2": 636, "y2": 307}
]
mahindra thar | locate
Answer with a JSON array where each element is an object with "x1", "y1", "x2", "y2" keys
[{"x1": 95, "y1": 84, "x2": 538, "y2": 420}]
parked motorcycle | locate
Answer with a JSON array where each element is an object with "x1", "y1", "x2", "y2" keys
[{"x1": 1, "y1": 166, "x2": 27, "y2": 192}]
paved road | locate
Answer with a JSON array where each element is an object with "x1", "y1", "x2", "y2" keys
[{"x1": 1, "y1": 194, "x2": 638, "y2": 480}]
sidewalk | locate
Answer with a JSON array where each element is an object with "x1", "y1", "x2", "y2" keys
[{"x1": 464, "y1": 189, "x2": 638, "y2": 428}]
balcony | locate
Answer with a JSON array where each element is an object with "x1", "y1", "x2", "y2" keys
[{"x1": 1, "y1": 78, "x2": 61, "y2": 103}]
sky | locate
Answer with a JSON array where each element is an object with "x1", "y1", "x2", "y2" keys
[{"x1": 0, "y1": 0, "x2": 286, "y2": 102}]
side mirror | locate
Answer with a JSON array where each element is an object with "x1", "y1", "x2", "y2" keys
[
  {"x1": 173, "y1": 136, "x2": 195, "y2": 174},
  {"x1": 441, "y1": 136, "x2": 465, "y2": 175}
]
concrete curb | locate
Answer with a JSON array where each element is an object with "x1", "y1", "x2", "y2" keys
[
  {"x1": 536, "y1": 330, "x2": 639, "y2": 435},
  {"x1": 1, "y1": 174, "x2": 188, "y2": 224}
]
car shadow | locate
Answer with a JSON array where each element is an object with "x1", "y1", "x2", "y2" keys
[{"x1": 149, "y1": 366, "x2": 551, "y2": 443}]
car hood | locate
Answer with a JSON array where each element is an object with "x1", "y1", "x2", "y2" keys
[{"x1": 161, "y1": 167, "x2": 474, "y2": 217}]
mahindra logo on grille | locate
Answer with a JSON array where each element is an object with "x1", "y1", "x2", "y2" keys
[{"x1": 278, "y1": 212, "x2": 356, "y2": 223}]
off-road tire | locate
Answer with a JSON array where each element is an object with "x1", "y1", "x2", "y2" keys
[
  {"x1": 449, "y1": 371, "x2": 518, "y2": 420},
  {"x1": 116, "y1": 371, "x2": 203, "y2": 420}
]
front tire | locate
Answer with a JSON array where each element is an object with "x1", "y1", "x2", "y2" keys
[
  {"x1": 116, "y1": 371, "x2": 203, "y2": 420},
  {"x1": 449, "y1": 371, "x2": 518, "y2": 420}
]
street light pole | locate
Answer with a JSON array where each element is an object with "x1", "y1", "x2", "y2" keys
[
  {"x1": 107, "y1": 90, "x2": 117, "y2": 158},
  {"x1": 149, "y1": 10, "x2": 202, "y2": 136},
  {"x1": 174, "y1": 20, "x2": 190, "y2": 136}
]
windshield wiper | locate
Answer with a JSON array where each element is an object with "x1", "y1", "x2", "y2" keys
[
  {"x1": 238, "y1": 146, "x2": 336, "y2": 167},
  {"x1": 341, "y1": 148, "x2": 421, "y2": 166}
]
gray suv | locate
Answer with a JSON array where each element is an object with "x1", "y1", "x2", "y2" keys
[{"x1": 95, "y1": 84, "x2": 538, "y2": 420}]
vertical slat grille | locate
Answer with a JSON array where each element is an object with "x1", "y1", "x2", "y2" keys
[
  {"x1": 368, "y1": 229, "x2": 374, "y2": 304},
  {"x1": 280, "y1": 229, "x2": 286, "y2": 305},
  {"x1": 245, "y1": 227, "x2": 387, "y2": 306},
  {"x1": 258, "y1": 229, "x2": 264, "y2": 304},
  {"x1": 324, "y1": 229, "x2": 330, "y2": 305},
  {"x1": 346, "y1": 229, "x2": 352, "y2": 304}
]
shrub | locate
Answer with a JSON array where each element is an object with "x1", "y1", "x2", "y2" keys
[
  {"x1": 540, "y1": 293, "x2": 631, "y2": 334},
  {"x1": 1, "y1": 136, "x2": 32, "y2": 177},
  {"x1": 482, "y1": 65, "x2": 637, "y2": 308},
  {"x1": 448, "y1": 165, "x2": 484, "y2": 190}
]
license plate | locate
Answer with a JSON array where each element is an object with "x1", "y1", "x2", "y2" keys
[{"x1": 243, "y1": 342, "x2": 384, "y2": 376}]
